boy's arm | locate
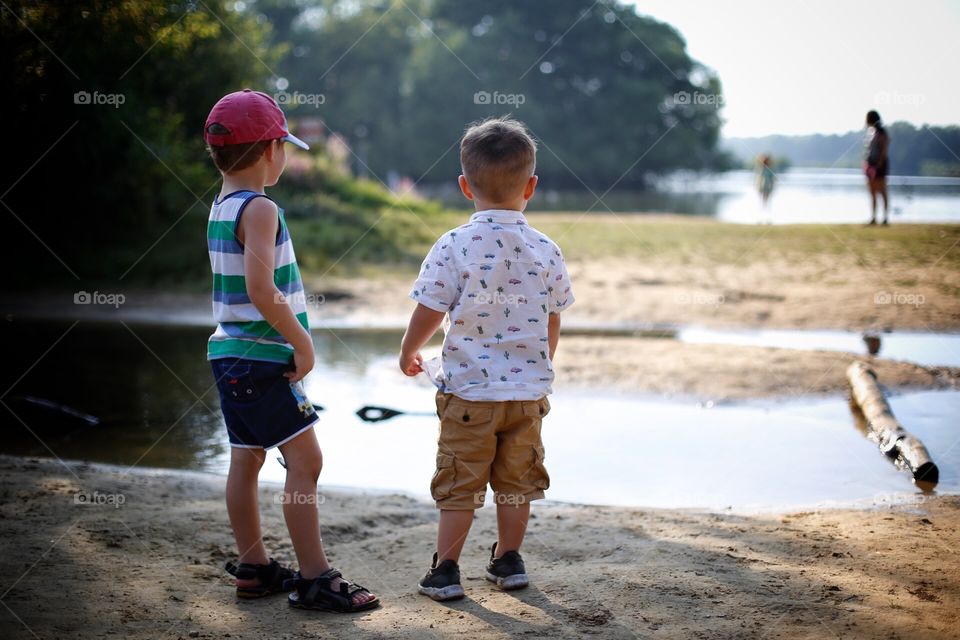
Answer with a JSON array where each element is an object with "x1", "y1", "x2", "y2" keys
[
  {"x1": 548, "y1": 312, "x2": 561, "y2": 360},
  {"x1": 399, "y1": 303, "x2": 445, "y2": 376},
  {"x1": 239, "y1": 198, "x2": 315, "y2": 382}
]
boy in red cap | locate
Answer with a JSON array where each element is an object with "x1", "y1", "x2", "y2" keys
[{"x1": 204, "y1": 89, "x2": 377, "y2": 612}]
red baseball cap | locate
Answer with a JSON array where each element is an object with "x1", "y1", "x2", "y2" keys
[{"x1": 204, "y1": 89, "x2": 309, "y2": 150}]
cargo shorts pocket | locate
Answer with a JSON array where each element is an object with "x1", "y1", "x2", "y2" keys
[
  {"x1": 529, "y1": 444, "x2": 550, "y2": 491},
  {"x1": 522, "y1": 397, "x2": 551, "y2": 419},
  {"x1": 431, "y1": 453, "x2": 457, "y2": 501},
  {"x1": 444, "y1": 403, "x2": 493, "y2": 426}
]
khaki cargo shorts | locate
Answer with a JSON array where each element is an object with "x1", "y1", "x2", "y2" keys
[{"x1": 431, "y1": 391, "x2": 551, "y2": 510}]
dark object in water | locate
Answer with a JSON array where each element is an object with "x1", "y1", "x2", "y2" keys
[
  {"x1": 6, "y1": 396, "x2": 100, "y2": 429},
  {"x1": 355, "y1": 405, "x2": 435, "y2": 423},
  {"x1": 862, "y1": 334, "x2": 881, "y2": 356},
  {"x1": 846, "y1": 362, "x2": 939, "y2": 490}
]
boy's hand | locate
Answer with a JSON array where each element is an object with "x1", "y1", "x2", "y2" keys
[
  {"x1": 285, "y1": 344, "x2": 316, "y2": 383},
  {"x1": 399, "y1": 303, "x2": 444, "y2": 377},
  {"x1": 399, "y1": 351, "x2": 424, "y2": 376}
]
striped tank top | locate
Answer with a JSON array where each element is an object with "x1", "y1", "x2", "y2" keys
[{"x1": 207, "y1": 190, "x2": 309, "y2": 363}]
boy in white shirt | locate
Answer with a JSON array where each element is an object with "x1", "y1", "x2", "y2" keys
[{"x1": 399, "y1": 117, "x2": 574, "y2": 601}]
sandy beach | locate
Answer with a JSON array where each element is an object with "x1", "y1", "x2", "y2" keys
[
  {"x1": 1, "y1": 455, "x2": 958, "y2": 639},
  {"x1": 2, "y1": 217, "x2": 957, "y2": 637}
]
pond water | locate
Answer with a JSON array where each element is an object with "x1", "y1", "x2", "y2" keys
[
  {"x1": 429, "y1": 168, "x2": 960, "y2": 224},
  {"x1": 2, "y1": 319, "x2": 957, "y2": 513},
  {"x1": 676, "y1": 327, "x2": 960, "y2": 368}
]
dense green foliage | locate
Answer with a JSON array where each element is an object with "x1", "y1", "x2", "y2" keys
[
  {"x1": 0, "y1": 0, "x2": 452, "y2": 286},
  {"x1": 1, "y1": 0, "x2": 731, "y2": 288},
  {"x1": 1, "y1": 1, "x2": 275, "y2": 283},
  {"x1": 258, "y1": 0, "x2": 731, "y2": 187}
]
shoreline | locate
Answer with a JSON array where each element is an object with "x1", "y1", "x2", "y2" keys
[
  {"x1": 2, "y1": 455, "x2": 957, "y2": 639},
  {"x1": 4, "y1": 300, "x2": 958, "y2": 402},
  {"x1": 6, "y1": 454, "x2": 953, "y2": 517}
]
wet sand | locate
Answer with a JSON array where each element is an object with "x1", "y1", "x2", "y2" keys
[{"x1": 1, "y1": 456, "x2": 957, "y2": 639}]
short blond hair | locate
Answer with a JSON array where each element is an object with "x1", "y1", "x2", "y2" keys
[{"x1": 460, "y1": 117, "x2": 536, "y2": 202}]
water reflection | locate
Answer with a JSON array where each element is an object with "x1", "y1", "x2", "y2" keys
[
  {"x1": 2, "y1": 318, "x2": 956, "y2": 511},
  {"x1": 0, "y1": 318, "x2": 418, "y2": 471},
  {"x1": 677, "y1": 327, "x2": 960, "y2": 367},
  {"x1": 426, "y1": 169, "x2": 960, "y2": 224}
]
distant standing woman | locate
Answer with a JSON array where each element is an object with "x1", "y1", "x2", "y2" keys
[{"x1": 864, "y1": 110, "x2": 890, "y2": 225}]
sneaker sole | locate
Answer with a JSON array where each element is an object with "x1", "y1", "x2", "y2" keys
[
  {"x1": 418, "y1": 583, "x2": 465, "y2": 601},
  {"x1": 485, "y1": 571, "x2": 529, "y2": 590}
]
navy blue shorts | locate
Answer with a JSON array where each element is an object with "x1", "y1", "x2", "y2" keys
[{"x1": 210, "y1": 357, "x2": 319, "y2": 449}]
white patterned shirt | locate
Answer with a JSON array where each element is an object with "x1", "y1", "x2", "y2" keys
[{"x1": 410, "y1": 209, "x2": 575, "y2": 401}]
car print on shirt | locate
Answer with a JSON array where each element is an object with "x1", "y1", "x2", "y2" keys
[{"x1": 408, "y1": 211, "x2": 574, "y2": 398}]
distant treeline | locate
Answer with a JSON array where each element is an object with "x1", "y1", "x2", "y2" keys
[{"x1": 724, "y1": 123, "x2": 960, "y2": 176}]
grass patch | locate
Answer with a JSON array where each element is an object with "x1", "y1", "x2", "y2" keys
[{"x1": 526, "y1": 213, "x2": 960, "y2": 270}]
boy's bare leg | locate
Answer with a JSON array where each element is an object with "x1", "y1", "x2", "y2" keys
[
  {"x1": 437, "y1": 509, "x2": 475, "y2": 563},
  {"x1": 278, "y1": 428, "x2": 375, "y2": 605},
  {"x1": 495, "y1": 502, "x2": 530, "y2": 556},
  {"x1": 226, "y1": 447, "x2": 269, "y2": 588}
]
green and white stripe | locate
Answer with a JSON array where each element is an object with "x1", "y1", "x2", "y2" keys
[{"x1": 207, "y1": 191, "x2": 309, "y2": 363}]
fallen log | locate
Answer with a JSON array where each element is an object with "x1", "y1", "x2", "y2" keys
[{"x1": 846, "y1": 362, "x2": 938, "y2": 490}]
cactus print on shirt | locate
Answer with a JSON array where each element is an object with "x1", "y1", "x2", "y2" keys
[{"x1": 410, "y1": 209, "x2": 575, "y2": 401}]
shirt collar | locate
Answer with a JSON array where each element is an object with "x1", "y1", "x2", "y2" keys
[{"x1": 468, "y1": 209, "x2": 527, "y2": 226}]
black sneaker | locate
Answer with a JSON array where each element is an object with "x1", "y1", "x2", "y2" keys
[
  {"x1": 485, "y1": 542, "x2": 529, "y2": 590},
  {"x1": 418, "y1": 553, "x2": 465, "y2": 601}
]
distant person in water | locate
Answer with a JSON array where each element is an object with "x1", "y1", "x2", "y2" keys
[
  {"x1": 755, "y1": 154, "x2": 775, "y2": 223},
  {"x1": 864, "y1": 110, "x2": 890, "y2": 225}
]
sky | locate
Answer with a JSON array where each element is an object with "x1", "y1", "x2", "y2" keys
[{"x1": 629, "y1": 0, "x2": 960, "y2": 138}]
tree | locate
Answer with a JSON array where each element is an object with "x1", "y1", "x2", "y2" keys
[
  {"x1": 261, "y1": 0, "x2": 727, "y2": 188},
  {"x1": 1, "y1": 0, "x2": 279, "y2": 284}
]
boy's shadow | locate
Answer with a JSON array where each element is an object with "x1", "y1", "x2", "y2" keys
[{"x1": 436, "y1": 584, "x2": 635, "y2": 638}]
